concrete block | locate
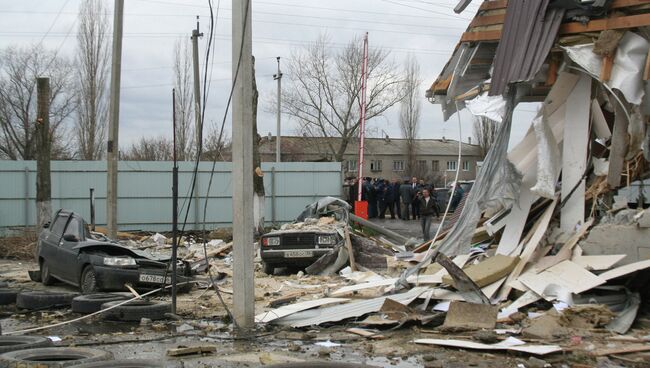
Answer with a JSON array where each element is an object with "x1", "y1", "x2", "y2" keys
[
  {"x1": 442, "y1": 254, "x2": 519, "y2": 288},
  {"x1": 580, "y1": 223, "x2": 650, "y2": 265},
  {"x1": 442, "y1": 301, "x2": 498, "y2": 330}
]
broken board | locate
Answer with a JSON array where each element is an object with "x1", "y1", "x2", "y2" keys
[
  {"x1": 518, "y1": 260, "x2": 606, "y2": 300},
  {"x1": 414, "y1": 338, "x2": 562, "y2": 356},
  {"x1": 255, "y1": 298, "x2": 350, "y2": 323},
  {"x1": 598, "y1": 259, "x2": 650, "y2": 281}
]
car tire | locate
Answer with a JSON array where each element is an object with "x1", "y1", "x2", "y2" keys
[
  {"x1": 80, "y1": 266, "x2": 99, "y2": 294},
  {"x1": 262, "y1": 262, "x2": 275, "y2": 275},
  {"x1": 0, "y1": 289, "x2": 18, "y2": 306},
  {"x1": 40, "y1": 260, "x2": 55, "y2": 286},
  {"x1": 0, "y1": 336, "x2": 52, "y2": 354},
  {"x1": 0, "y1": 347, "x2": 112, "y2": 368},
  {"x1": 16, "y1": 291, "x2": 78, "y2": 310},
  {"x1": 64, "y1": 360, "x2": 164, "y2": 368},
  {"x1": 72, "y1": 293, "x2": 129, "y2": 314},
  {"x1": 101, "y1": 300, "x2": 171, "y2": 321}
]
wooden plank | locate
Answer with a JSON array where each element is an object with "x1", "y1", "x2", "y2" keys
[
  {"x1": 495, "y1": 186, "x2": 535, "y2": 256},
  {"x1": 611, "y1": 0, "x2": 650, "y2": 10},
  {"x1": 478, "y1": 0, "x2": 508, "y2": 11},
  {"x1": 460, "y1": 30, "x2": 502, "y2": 42},
  {"x1": 495, "y1": 198, "x2": 557, "y2": 301},
  {"x1": 344, "y1": 227, "x2": 357, "y2": 272},
  {"x1": 644, "y1": 48, "x2": 650, "y2": 80},
  {"x1": 167, "y1": 346, "x2": 217, "y2": 357},
  {"x1": 346, "y1": 327, "x2": 385, "y2": 340},
  {"x1": 607, "y1": 97, "x2": 629, "y2": 188},
  {"x1": 599, "y1": 259, "x2": 650, "y2": 281},
  {"x1": 573, "y1": 254, "x2": 627, "y2": 271},
  {"x1": 592, "y1": 344, "x2": 650, "y2": 357},
  {"x1": 601, "y1": 54, "x2": 615, "y2": 81},
  {"x1": 469, "y1": 14, "x2": 506, "y2": 28},
  {"x1": 561, "y1": 74, "x2": 591, "y2": 232},
  {"x1": 534, "y1": 218, "x2": 594, "y2": 273},
  {"x1": 560, "y1": 13, "x2": 650, "y2": 34}
]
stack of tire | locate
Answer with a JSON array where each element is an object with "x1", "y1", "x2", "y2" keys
[{"x1": 71, "y1": 294, "x2": 171, "y2": 321}]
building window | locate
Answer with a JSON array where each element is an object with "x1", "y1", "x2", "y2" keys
[
  {"x1": 370, "y1": 160, "x2": 382, "y2": 172},
  {"x1": 462, "y1": 160, "x2": 470, "y2": 171},
  {"x1": 432, "y1": 160, "x2": 439, "y2": 172},
  {"x1": 393, "y1": 160, "x2": 405, "y2": 172},
  {"x1": 417, "y1": 160, "x2": 427, "y2": 172},
  {"x1": 347, "y1": 159, "x2": 358, "y2": 172},
  {"x1": 447, "y1": 161, "x2": 457, "y2": 171}
]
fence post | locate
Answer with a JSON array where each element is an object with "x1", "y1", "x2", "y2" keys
[{"x1": 24, "y1": 167, "x2": 29, "y2": 229}]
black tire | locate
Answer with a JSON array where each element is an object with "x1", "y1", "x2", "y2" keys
[
  {"x1": 67, "y1": 360, "x2": 163, "y2": 368},
  {"x1": 262, "y1": 262, "x2": 275, "y2": 275},
  {"x1": 40, "y1": 260, "x2": 55, "y2": 286},
  {"x1": 0, "y1": 347, "x2": 112, "y2": 368},
  {"x1": 0, "y1": 336, "x2": 52, "y2": 354},
  {"x1": 0, "y1": 290, "x2": 18, "y2": 306},
  {"x1": 72, "y1": 293, "x2": 129, "y2": 314},
  {"x1": 101, "y1": 300, "x2": 171, "y2": 321},
  {"x1": 80, "y1": 266, "x2": 99, "y2": 294},
  {"x1": 16, "y1": 291, "x2": 78, "y2": 310}
]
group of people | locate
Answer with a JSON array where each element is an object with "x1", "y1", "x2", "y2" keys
[{"x1": 346, "y1": 176, "x2": 444, "y2": 241}]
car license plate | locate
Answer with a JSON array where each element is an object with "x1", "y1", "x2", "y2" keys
[
  {"x1": 139, "y1": 274, "x2": 168, "y2": 284},
  {"x1": 285, "y1": 250, "x2": 313, "y2": 258}
]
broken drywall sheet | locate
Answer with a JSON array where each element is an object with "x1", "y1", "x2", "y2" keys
[
  {"x1": 465, "y1": 92, "x2": 508, "y2": 123},
  {"x1": 563, "y1": 31, "x2": 650, "y2": 105},
  {"x1": 599, "y1": 259, "x2": 650, "y2": 281},
  {"x1": 517, "y1": 260, "x2": 606, "y2": 300},
  {"x1": 530, "y1": 109, "x2": 561, "y2": 199},
  {"x1": 572, "y1": 254, "x2": 627, "y2": 271},
  {"x1": 255, "y1": 298, "x2": 350, "y2": 323},
  {"x1": 591, "y1": 100, "x2": 612, "y2": 140},
  {"x1": 496, "y1": 186, "x2": 535, "y2": 256},
  {"x1": 561, "y1": 73, "x2": 591, "y2": 232},
  {"x1": 414, "y1": 337, "x2": 562, "y2": 355}
]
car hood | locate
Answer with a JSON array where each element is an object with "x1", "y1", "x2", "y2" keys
[{"x1": 73, "y1": 240, "x2": 168, "y2": 261}]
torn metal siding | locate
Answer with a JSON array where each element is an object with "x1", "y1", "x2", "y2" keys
[{"x1": 490, "y1": 0, "x2": 565, "y2": 96}]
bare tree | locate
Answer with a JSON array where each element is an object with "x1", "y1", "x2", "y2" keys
[
  {"x1": 75, "y1": 0, "x2": 110, "y2": 160},
  {"x1": 0, "y1": 45, "x2": 76, "y2": 160},
  {"x1": 473, "y1": 116, "x2": 499, "y2": 156},
  {"x1": 173, "y1": 39, "x2": 194, "y2": 160},
  {"x1": 399, "y1": 54, "x2": 421, "y2": 175},
  {"x1": 202, "y1": 122, "x2": 230, "y2": 161},
  {"x1": 283, "y1": 35, "x2": 404, "y2": 161},
  {"x1": 122, "y1": 136, "x2": 173, "y2": 161}
]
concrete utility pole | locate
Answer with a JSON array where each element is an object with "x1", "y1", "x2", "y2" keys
[
  {"x1": 191, "y1": 17, "x2": 203, "y2": 150},
  {"x1": 106, "y1": 0, "x2": 124, "y2": 239},
  {"x1": 232, "y1": 0, "x2": 255, "y2": 330},
  {"x1": 191, "y1": 17, "x2": 203, "y2": 231},
  {"x1": 36, "y1": 78, "x2": 51, "y2": 231},
  {"x1": 273, "y1": 57, "x2": 282, "y2": 162}
]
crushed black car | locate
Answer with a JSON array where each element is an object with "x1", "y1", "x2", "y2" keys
[
  {"x1": 36, "y1": 210, "x2": 193, "y2": 293},
  {"x1": 260, "y1": 197, "x2": 350, "y2": 275}
]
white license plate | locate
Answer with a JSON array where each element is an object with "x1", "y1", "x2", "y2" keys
[
  {"x1": 139, "y1": 274, "x2": 169, "y2": 283},
  {"x1": 285, "y1": 250, "x2": 313, "y2": 258}
]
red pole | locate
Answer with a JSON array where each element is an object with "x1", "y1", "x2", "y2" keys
[{"x1": 356, "y1": 32, "x2": 369, "y2": 202}]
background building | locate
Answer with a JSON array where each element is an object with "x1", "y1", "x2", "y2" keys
[{"x1": 258, "y1": 135, "x2": 483, "y2": 186}]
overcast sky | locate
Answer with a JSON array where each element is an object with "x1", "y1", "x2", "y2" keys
[{"x1": 0, "y1": 0, "x2": 538, "y2": 151}]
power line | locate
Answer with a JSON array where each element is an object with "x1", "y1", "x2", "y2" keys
[{"x1": 35, "y1": 0, "x2": 71, "y2": 49}]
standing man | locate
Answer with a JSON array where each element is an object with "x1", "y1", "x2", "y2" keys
[
  {"x1": 366, "y1": 178, "x2": 378, "y2": 219},
  {"x1": 380, "y1": 179, "x2": 396, "y2": 219},
  {"x1": 376, "y1": 179, "x2": 388, "y2": 219},
  {"x1": 399, "y1": 179, "x2": 413, "y2": 220},
  {"x1": 411, "y1": 177, "x2": 420, "y2": 220},
  {"x1": 389, "y1": 178, "x2": 400, "y2": 219},
  {"x1": 419, "y1": 188, "x2": 436, "y2": 241}
]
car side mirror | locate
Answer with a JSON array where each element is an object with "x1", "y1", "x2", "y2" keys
[{"x1": 63, "y1": 234, "x2": 79, "y2": 242}]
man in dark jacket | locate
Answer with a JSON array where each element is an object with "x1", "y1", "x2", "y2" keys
[
  {"x1": 389, "y1": 178, "x2": 400, "y2": 219},
  {"x1": 399, "y1": 179, "x2": 414, "y2": 220},
  {"x1": 419, "y1": 188, "x2": 437, "y2": 241},
  {"x1": 365, "y1": 178, "x2": 378, "y2": 218},
  {"x1": 379, "y1": 179, "x2": 396, "y2": 219}
]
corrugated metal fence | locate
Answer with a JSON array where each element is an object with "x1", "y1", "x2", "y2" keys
[{"x1": 0, "y1": 161, "x2": 342, "y2": 233}]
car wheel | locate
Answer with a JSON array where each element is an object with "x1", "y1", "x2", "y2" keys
[
  {"x1": 80, "y1": 266, "x2": 99, "y2": 294},
  {"x1": 101, "y1": 300, "x2": 171, "y2": 321},
  {"x1": 262, "y1": 262, "x2": 275, "y2": 275},
  {"x1": 0, "y1": 289, "x2": 18, "y2": 306},
  {"x1": 72, "y1": 293, "x2": 129, "y2": 314},
  {"x1": 40, "y1": 260, "x2": 55, "y2": 286},
  {"x1": 16, "y1": 291, "x2": 78, "y2": 311},
  {"x1": 0, "y1": 347, "x2": 112, "y2": 367},
  {"x1": 0, "y1": 336, "x2": 52, "y2": 354}
]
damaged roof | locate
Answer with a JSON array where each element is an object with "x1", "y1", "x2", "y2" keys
[{"x1": 427, "y1": 0, "x2": 650, "y2": 112}]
